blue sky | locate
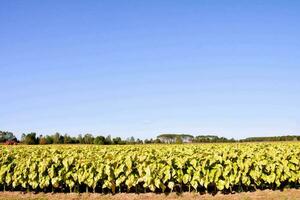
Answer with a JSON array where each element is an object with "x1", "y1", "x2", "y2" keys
[{"x1": 0, "y1": 1, "x2": 299, "y2": 140}]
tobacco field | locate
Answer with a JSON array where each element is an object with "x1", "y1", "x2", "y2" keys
[{"x1": 0, "y1": 143, "x2": 299, "y2": 194}]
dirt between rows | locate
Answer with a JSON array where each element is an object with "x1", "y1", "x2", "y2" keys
[{"x1": 0, "y1": 189, "x2": 300, "y2": 200}]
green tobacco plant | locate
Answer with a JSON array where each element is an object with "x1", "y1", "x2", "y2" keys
[{"x1": 0, "y1": 143, "x2": 299, "y2": 193}]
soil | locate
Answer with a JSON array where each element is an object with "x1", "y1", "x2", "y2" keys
[{"x1": 0, "y1": 189, "x2": 299, "y2": 200}]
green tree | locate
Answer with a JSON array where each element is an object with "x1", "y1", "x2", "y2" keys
[
  {"x1": 0, "y1": 131, "x2": 17, "y2": 143},
  {"x1": 63, "y1": 134, "x2": 73, "y2": 144},
  {"x1": 113, "y1": 137, "x2": 122, "y2": 144},
  {"x1": 77, "y1": 134, "x2": 84, "y2": 144},
  {"x1": 21, "y1": 132, "x2": 38, "y2": 144},
  {"x1": 175, "y1": 136, "x2": 183, "y2": 144},
  {"x1": 105, "y1": 135, "x2": 112, "y2": 144},
  {"x1": 94, "y1": 136, "x2": 105, "y2": 145},
  {"x1": 53, "y1": 132, "x2": 60, "y2": 144},
  {"x1": 83, "y1": 134, "x2": 94, "y2": 144},
  {"x1": 45, "y1": 135, "x2": 53, "y2": 144}
]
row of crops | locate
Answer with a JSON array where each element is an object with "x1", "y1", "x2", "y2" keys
[{"x1": 0, "y1": 143, "x2": 299, "y2": 193}]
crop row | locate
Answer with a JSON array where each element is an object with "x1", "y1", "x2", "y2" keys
[{"x1": 0, "y1": 143, "x2": 299, "y2": 193}]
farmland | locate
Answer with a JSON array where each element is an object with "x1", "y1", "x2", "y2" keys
[{"x1": 0, "y1": 143, "x2": 299, "y2": 195}]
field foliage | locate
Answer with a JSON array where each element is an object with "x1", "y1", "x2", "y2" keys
[{"x1": 0, "y1": 143, "x2": 299, "y2": 193}]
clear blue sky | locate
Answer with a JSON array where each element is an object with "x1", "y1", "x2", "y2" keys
[{"x1": 1, "y1": 1, "x2": 299, "y2": 140}]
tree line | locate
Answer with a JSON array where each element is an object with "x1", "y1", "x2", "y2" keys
[
  {"x1": 20, "y1": 132, "x2": 147, "y2": 145},
  {"x1": 157, "y1": 134, "x2": 299, "y2": 143},
  {"x1": 239, "y1": 135, "x2": 300, "y2": 142},
  {"x1": 0, "y1": 131, "x2": 17, "y2": 142},
  {"x1": 193, "y1": 135, "x2": 236, "y2": 143},
  {"x1": 0, "y1": 130, "x2": 299, "y2": 144}
]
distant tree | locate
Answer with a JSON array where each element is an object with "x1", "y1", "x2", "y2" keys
[
  {"x1": 144, "y1": 138, "x2": 158, "y2": 144},
  {"x1": 105, "y1": 135, "x2": 112, "y2": 145},
  {"x1": 127, "y1": 136, "x2": 135, "y2": 144},
  {"x1": 193, "y1": 135, "x2": 234, "y2": 143},
  {"x1": 113, "y1": 137, "x2": 122, "y2": 144},
  {"x1": 157, "y1": 134, "x2": 193, "y2": 143},
  {"x1": 77, "y1": 134, "x2": 84, "y2": 144},
  {"x1": 136, "y1": 139, "x2": 143, "y2": 144},
  {"x1": 21, "y1": 133, "x2": 25, "y2": 142},
  {"x1": 83, "y1": 134, "x2": 94, "y2": 144},
  {"x1": 39, "y1": 136, "x2": 47, "y2": 145},
  {"x1": 153, "y1": 139, "x2": 161, "y2": 144},
  {"x1": 175, "y1": 136, "x2": 183, "y2": 144},
  {"x1": 240, "y1": 135, "x2": 300, "y2": 142},
  {"x1": 94, "y1": 136, "x2": 105, "y2": 145},
  {"x1": 45, "y1": 135, "x2": 54, "y2": 144},
  {"x1": 21, "y1": 132, "x2": 38, "y2": 144},
  {"x1": 0, "y1": 131, "x2": 17, "y2": 143},
  {"x1": 144, "y1": 139, "x2": 150, "y2": 144},
  {"x1": 53, "y1": 132, "x2": 62, "y2": 144},
  {"x1": 63, "y1": 134, "x2": 73, "y2": 144}
]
